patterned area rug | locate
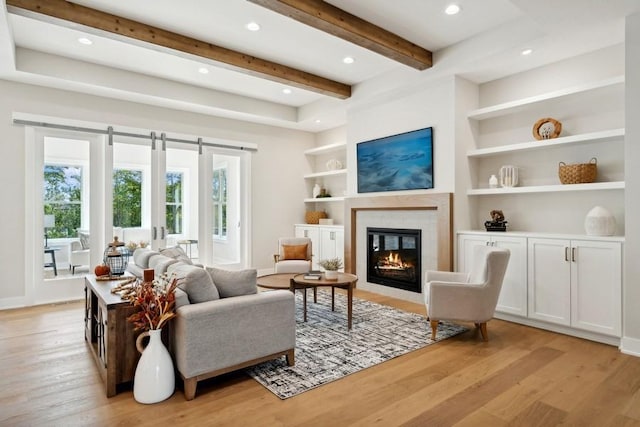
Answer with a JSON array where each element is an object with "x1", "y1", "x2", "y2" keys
[{"x1": 246, "y1": 290, "x2": 468, "y2": 399}]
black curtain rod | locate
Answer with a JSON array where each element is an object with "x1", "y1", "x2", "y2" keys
[{"x1": 12, "y1": 119, "x2": 257, "y2": 152}]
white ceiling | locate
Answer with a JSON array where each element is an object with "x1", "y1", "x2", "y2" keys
[{"x1": 0, "y1": 0, "x2": 638, "y2": 131}]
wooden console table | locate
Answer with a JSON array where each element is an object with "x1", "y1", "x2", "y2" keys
[{"x1": 84, "y1": 274, "x2": 140, "y2": 397}]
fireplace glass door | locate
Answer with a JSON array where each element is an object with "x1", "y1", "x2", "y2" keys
[{"x1": 367, "y1": 228, "x2": 422, "y2": 293}]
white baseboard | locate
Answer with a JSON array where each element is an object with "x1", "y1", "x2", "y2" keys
[
  {"x1": 0, "y1": 296, "x2": 28, "y2": 310},
  {"x1": 620, "y1": 336, "x2": 640, "y2": 357}
]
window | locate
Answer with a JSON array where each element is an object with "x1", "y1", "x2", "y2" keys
[
  {"x1": 212, "y1": 167, "x2": 227, "y2": 239},
  {"x1": 113, "y1": 169, "x2": 142, "y2": 227},
  {"x1": 43, "y1": 164, "x2": 82, "y2": 238},
  {"x1": 166, "y1": 172, "x2": 183, "y2": 234}
]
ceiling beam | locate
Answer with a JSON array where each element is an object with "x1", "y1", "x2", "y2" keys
[
  {"x1": 5, "y1": 0, "x2": 351, "y2": 99},
  {"x1": 248, "y1": 0, "x2": 432, "y2": 70}
]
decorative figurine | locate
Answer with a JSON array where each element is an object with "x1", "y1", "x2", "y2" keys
[{"x1": 484, "y1": 210, "x2": 508, "y2": 232}]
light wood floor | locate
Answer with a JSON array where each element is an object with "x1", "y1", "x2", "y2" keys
[{"x1": 2, "y1": 290, "x2": 640, "y2": 427}]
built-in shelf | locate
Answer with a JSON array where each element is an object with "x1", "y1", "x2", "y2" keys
[
  {"x1": 304, "y1": 197, "x2": 346, "y2": 203},
  {"x1": 304, "y1": 142, "x2": 346, "y2": 156},
  {"x1": 467, "y1": 128, "x2": 625, "y2": 158},
  {"x1": 303, "y1": 169, "x2": 347, "y2": 179},
  {"x1": 468, "y1": 181, "x2": 624, "y2": 195},
  {"x1": 467, "y1": 76, "x2": 625, "y2": 121}
]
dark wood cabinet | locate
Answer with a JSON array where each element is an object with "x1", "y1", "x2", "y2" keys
[{"x1": 84, "y1": 274, "x2": 140, "y2": 397}]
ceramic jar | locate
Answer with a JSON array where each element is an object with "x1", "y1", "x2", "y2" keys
[
  {"x1": 584, "y1": 206, "x2": 616, "y2": 236},
  {"x1": 133, "y1": 329, "x2": 175, "y2": 404},
  {"x1": 489, "y1": 174, "x2": 498, "y2": 188}
]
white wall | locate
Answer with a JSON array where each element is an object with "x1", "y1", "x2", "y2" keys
[
  {"x1": 346, "y1": 75, "x2": 457, "y2": 196},
  {"x1": 623, "y1": 13, "x2": 640, "y2": 355},
  {"x1": 0, "y1": 79, "x2": 313, "y2": 306}
]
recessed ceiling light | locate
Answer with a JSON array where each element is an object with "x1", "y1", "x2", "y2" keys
[
  {"x1": 282, "y1": 88, "x2": 292, "y2": 94},
  {"x1": 315, "y1": 119, "x2": 321, "y2": 123},
  {"x1": 521, "y1": 48, "x2": 533, "y2": 56},
  {"x1": 78, "y1": 37, "x2": 93, "y2": 45},
  {"x1": 445, "y1": 4, "x2": 461, "y2": 15},
  {"x1": 198, "y1": 67, "x2": 209, "y2": 74},
  {"x1": 246, "y1": 22, "x2": 261, "y2": 31},
  {"x1": 342, "y1": 56, "x2": 355, "y2": 64}
]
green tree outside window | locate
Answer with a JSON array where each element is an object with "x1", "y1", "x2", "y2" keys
[
  {"x1": 43, "y1": 164, "x2": 82, "y2": 238},
  {"x1": 113, "y1": 169, "x2": 142, "y2": 227}
]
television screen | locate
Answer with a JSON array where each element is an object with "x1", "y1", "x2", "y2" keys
[{"x1": 357, "y1": 127, "x2": 433, "y2": 193}]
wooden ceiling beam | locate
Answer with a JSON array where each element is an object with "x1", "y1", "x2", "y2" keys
[
  {"x1": 6, "y1": 0, "x2": 351, "y2": 99},
  {"x1": 248, "y1": 0, "x2": 432, "y2": 70}
]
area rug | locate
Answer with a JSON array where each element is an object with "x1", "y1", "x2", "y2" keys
[{"x1": 246, "y1": 290, "x2": 468, "y2": 399}]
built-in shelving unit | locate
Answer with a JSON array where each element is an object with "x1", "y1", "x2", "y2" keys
[
  {"x1": 464, "y1": 74, "x2": 625, "y2": 235},
  {"x1": 303, "y1": 142, "x2": 347, "y2": 206},
  {"x1": 467, "y1": 128, "x2": 624, "y2": 158},
  {"x1": 467, "y1": 181, "x2": 624, "y2": 196},
  {"x1": 467, "y1": 76, "x2": 624, "y2": 120}
]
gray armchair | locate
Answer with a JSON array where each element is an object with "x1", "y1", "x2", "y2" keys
[{"x1": 425, "y1": 245, "x2": 510, "y2": 341}]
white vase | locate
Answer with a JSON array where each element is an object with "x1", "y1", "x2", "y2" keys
[
  {"x1": 584, "y1": 206, "x2": 616, "y2": 236},
  {"x1": 489, "y1": 174, "x2": 498, "y2": 188},
  {"x1": 312, "y1": 183, "x2": 321, "y2": 198},
  {"x1": 133, "y1": 329, "x2": 175, "y2": 404},
  {"x1": 324, "y1": 270, "x2": 338, "y2": 280}
]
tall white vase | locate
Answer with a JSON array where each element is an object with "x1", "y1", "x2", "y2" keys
[{"x1": 133, "y1": 329, "x2": 175, "y2": 404}]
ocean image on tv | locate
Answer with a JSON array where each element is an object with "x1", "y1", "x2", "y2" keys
[{"x1": 357, "y1": 127, "x2": 433, "y2": 193}]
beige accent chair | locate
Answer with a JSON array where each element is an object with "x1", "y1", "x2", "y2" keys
[
  {"x1": 69, "y1": 231, "x2": 90, "y2": 274},
  {"x1": 273, "y1": 237, "x2": 313, "y2": 273},
  {"x1": 425, "y1": 245, "x2": 510, "y2": 341}
]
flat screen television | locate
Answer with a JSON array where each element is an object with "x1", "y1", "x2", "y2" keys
[{"x1": 357, "y1": 127, "x2": 433, "y2": 193}]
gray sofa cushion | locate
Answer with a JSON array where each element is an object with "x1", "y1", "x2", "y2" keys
[
  {"x1": 133, "y1": 248, "x2": 160, "y2": 268},
  {"x1": 206, "y1": 267, "x2": 257, "y2": 298},
  {"x1": 170, "y1": 263, "x2": 219, "y2": 303},
  {"x1": 161, "y1": 246, "x2": 193, "y2": 265},
  {"x1": 149, "y1": 254, "x2": 180, "y2": 277}
]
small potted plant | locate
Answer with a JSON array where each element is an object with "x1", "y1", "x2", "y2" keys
[{"x1": 318, "y1": 257, "x2": 343, "y2": 280}]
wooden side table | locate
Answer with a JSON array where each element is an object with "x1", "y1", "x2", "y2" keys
[{"x1": 84, "y1": 274, "x2": 140, "y2": 397}]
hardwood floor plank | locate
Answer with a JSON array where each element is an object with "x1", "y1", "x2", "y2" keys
[
  {"x1": 400, "y1": 347, "x2": 564, "y2": 426},
  {"x1": 2, "y1": 292, "x2": 640, "y2": 426}
]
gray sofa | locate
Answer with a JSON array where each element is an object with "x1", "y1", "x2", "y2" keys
[{"x1": 128, "y1": 247, "x2": 296, "y2": 400}]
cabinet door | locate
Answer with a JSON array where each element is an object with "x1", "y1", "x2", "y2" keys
[
  {"x1": 294, "y1": 225, "x2": 320, "y2": 269},
  {"x1": 319, "y1": 228, "x2": 344, "y2": 270},
  {"x1": 457, "y1": 234, "x2": 489, "y2": 274},
  {"x1": 570, "y1": 240, "x2": 622, "y2": 336},
  {"x1": 528, "y1": 238, "x2": 571, "y2": 326},
  {"x1": 493, "y1": 236, "x2": 528, "y2": 317}
]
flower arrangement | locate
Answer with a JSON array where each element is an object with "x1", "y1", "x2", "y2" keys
[
  {"x1": 127, "y1": 273, "x2": 178, "y2": 331},
  {"x1": 318, "y1": 257, "x2": 343, "y2": 271}
]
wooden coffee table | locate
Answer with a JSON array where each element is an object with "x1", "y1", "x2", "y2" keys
[{"x1": 257, "y1": 272, "x2": 358, "y2": 329}]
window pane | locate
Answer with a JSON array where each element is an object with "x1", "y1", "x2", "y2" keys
[
  {"x1": 113, "y1": 169, "x2": 142, "y2": 227},
  {"x1": 166, "y1": 172, "x2": 182, "y2": 203},
  {"x1": 166, "y1": 205, "x2": 182, "y2": 234},
  {"x1": 43, "y1": 164, "x2": 82, "y2": 238}
]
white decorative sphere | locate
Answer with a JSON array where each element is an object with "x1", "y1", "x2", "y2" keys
[{"x1": 584, "y1": 206, "x2": 616, "y2": 236}]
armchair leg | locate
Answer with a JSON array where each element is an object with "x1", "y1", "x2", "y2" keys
[
  {"x1": 430, "y1": 320, "x2": 439, "y2": 340},
  {"x1": 183, "y1": 377, "x2": 197, "y2": 401},
  {"x1": 478, "y1": 322, "x2": 489, "y2": 341}
]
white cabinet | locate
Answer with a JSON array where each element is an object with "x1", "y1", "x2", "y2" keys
[
  {"x1": 458, "y1": 233, "x2": 527, "y2": 317},
  {"x1": 528, "y1": 238, "x2": 622, "y2": 336},
  {"x1": 295, "y1": 224, "x2": 344, "y2": 271},
  {"x1": 303, "y1": 142, "x2": 346, "y2": 203}
]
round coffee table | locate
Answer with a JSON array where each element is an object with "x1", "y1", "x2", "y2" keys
[{"x1": 257, "y1": 272, "x2": 358, "y2": 329}]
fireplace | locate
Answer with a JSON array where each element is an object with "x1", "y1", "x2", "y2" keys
[{"x1": 367, "y1": 227, "x2": 422, "y2": 293}]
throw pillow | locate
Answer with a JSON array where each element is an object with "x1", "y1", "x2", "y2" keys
[
  {"x1": 160, "y1": 246, "x2": 193, "y2": 265},
  {"x1": 78, "y1": 232, "x2": 90, "y2": 250},
  {"x1": 282, "y1": 244, "x2": 308, "y2": 260},
  {"x1": 133, "y1": 248, "x2": 160, "y2": 269},
  {"x1": 170, "y1": 264, "x2": 220, "y2": 303},
  {"x1": 206, "y1": 267, "x2": 257, "y2": 298}
]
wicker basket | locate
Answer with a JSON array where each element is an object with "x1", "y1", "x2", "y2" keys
[
  {"x1": 558, "y1": 157, "x2": 597, "y2": 184},
  {"x1": 305, "y1": 210, "x2": 328, "y2": 224}
]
